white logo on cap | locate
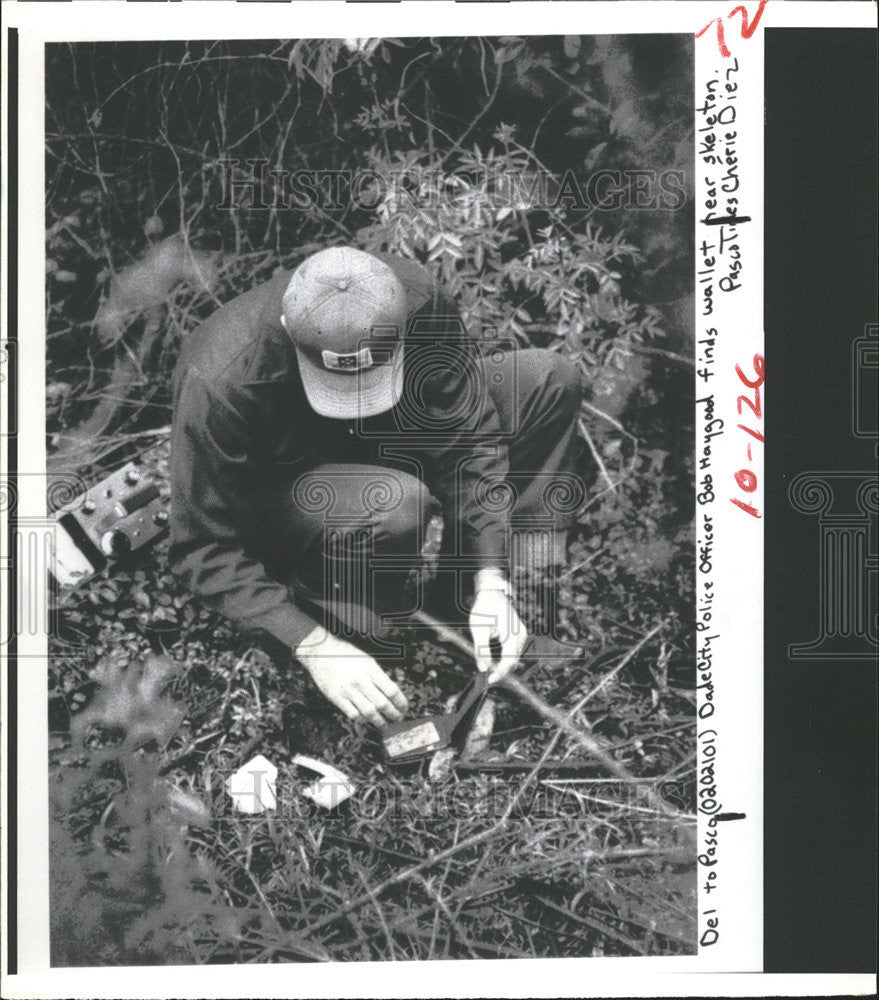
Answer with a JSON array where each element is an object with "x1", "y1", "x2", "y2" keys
[{"x1": 322, "y1": 346, "x2": 374, "y2": 372}]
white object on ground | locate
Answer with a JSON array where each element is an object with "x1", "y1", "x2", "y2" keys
[
  {"x1": 292, "y1": 754, "x2": 356, "y2": 809},
  {"x1": 427, "y1": 747, "x2": 458, "y2": 782},
  {"x1": 225, "y1": 754, "x2": 277, "y2": 813},
  {"x1": 50, "y1": 525, "x2": 97, "y2": 586},
  {"x1": 462, "y1": 697, "x2": 496, "y2": 759}
]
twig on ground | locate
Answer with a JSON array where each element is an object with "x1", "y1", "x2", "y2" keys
[
  {"x1": 413, "y1": 611, "x2": 691, "y2": 828},
  {"x1": 412, "y1": 874, "x2": 479, "y2": 960},
  {"x1": 528, "y1": 887, "x2": 647, "y2": 956},
  {"x1": 298, "y1": 621, "x2": 680, "y2": 941},
  {"x1": 298, "y1": 670, "x2": 606, "y2": 938},
  {"x1": 354, "y1": 865, "x2": 398, "y2": 961}
]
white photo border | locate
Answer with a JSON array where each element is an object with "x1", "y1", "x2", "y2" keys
[{"x1": 1, "y1": 2, "x2": 876, "y2": 998}]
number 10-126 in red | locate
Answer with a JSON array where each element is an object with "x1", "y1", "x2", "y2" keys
[{"x1": 731, "y1": 352, "x2": 764, "y2": 518}]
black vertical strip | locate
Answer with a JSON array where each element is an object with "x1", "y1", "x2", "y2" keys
[
  {"x1": 764, "y1": 29, "x2": 878, "y2": 972},
  {"x1": 6, "y1": 25, "x2": 19, "y2": 977}
]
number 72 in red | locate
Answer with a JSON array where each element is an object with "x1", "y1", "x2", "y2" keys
[{"x1": 696, "y1": 1, "x2": 769, "y2": 59}]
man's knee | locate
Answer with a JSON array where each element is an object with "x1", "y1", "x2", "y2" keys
[
  {"x1": 375, "y1": 470, "x2": 438, "y2": 550},
  {"x1": 285, "y1": 463, "x2": 436, "y2": 547},
  {"x1": 545, "y1": 352, "x2": 584, "y2": 416},
  {"x1": 319, "y1": 465, "x2": 436, "y2": 553}
]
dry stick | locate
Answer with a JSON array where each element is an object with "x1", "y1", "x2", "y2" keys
[
  {"x1": 397, "y1": 924, "x2": 524, "y2": 960},
  {"x1": 301, "y1": 741, "x2": 554, "y2": 939},
  {"x1": 555, "y1": 548, "x2": 602, "y2": 582},
  {"x1": 413, "y1": 874, "x2": 479, "y2": 961},
  {"x1": 580, "y1": 399, "x2": 632, "y2": 436},
  {"x1": 578, "y1": 418, "x2": 617, "y2": 494},
  {"x1": 299, "y1": 634, "x2": 642, "y2": 941},
  {"x1": 538, "y1": 60, "x2": 613, "y2": 116},
  {"x1": 413, "y1": 611, "x2": 687, "y2": 827},
  {"x1": 354, "y1": 866, "x2": 397, "y2": 961},
  {"x1": 527, "y1": 891, "x2": 647, "y2": 956},
  {"x1": 438, "y1": 58, "x2": 503, "y2": 168},
  {"x1": 333, "y1": 879, "x2": 515, "y2": 957},
  {"x1": 628, "y1": 342, "x2": 695, "y2": 368},
  {"x1": 490, "y1": 903, "x2": 599, "y2": 956},
  {"x1": 505, "y1": 671, "x2": 692, "y2": 828},
  {"x1": 545, "y1": 787, "x2": 691, "y2": 822},
  {"x1": 301, "y1": 626, "x2": 687, "y2": 942}
]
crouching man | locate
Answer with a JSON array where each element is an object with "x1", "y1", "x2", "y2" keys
[{"x1": 170, "y1": 246, "x2": 585, "y2": 727}]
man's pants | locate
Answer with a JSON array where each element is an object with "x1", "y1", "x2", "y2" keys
[{"x1": 264, "y1": 348, "x2": 588, "y2": 638}]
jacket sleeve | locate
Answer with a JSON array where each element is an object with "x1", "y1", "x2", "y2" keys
[
  {"x1": 169, "y1": 367, "x2": 319, "y2": 651},
  {"x1": 407, "y1": 290, "x2": 510, "y2": 568}
]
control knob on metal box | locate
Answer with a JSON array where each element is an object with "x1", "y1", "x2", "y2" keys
[{"x1": 51, "y1": 457, "x2": 171, "y2": 587}]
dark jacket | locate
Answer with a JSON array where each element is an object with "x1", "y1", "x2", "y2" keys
[{"x1": 169, "y1": 251, "x2": 508, "y2": 650}]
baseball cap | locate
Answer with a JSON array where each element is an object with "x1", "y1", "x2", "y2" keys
[{"x1": 281, "y1": 247, "x2": 408, "y2": 419}]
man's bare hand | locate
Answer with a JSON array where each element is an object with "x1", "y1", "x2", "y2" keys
[{"x1": 295, "y1": 626, "x2": 408, "y2": 726}]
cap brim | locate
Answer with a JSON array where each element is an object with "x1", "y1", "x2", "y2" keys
[{"x1": 296, "y1": 343, "x2": 404, "y2": 419}]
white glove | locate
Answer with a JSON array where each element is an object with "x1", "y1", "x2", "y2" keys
[{"x1": 469, "y1": 570, "x2": 528, "y2": 684}]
